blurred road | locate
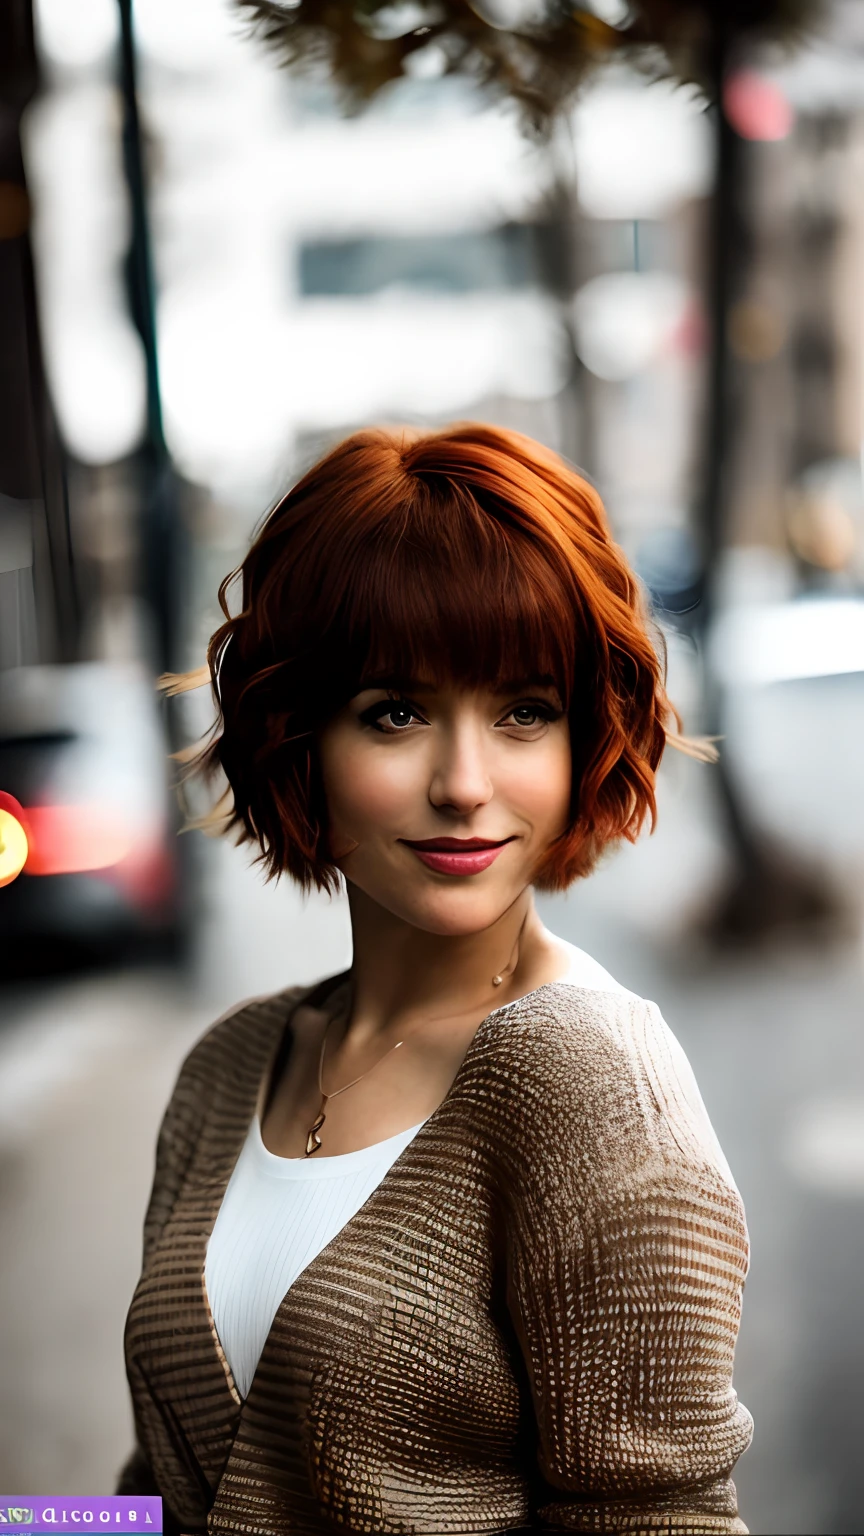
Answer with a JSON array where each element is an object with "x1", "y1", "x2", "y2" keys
[{"x1": 1, "y1": 764, "x2": 862, "y2": 1535}]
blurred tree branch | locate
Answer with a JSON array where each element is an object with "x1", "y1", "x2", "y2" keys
[{"x1": 232, "y1": 0, "x2": 823, "y2": 130}]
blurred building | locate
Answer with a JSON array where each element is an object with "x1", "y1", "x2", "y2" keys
[{"x1": 22, "y1": 0, "x2": 720, "y2": 667}]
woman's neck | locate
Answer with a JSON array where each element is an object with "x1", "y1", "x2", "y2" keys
[{"x1": 342, "y1": 885, "x2": 571, "y2": 1048}]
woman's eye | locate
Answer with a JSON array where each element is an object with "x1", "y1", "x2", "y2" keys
[
  {"x1": 503, "y1": 703, "x2": 556, "y2": 728},
  {"x1": 383, "y1": 704, "x2": 416, "y2": 729},
  {"x1": 359, "y1": 698, "x2": 422, "y2": 733}
]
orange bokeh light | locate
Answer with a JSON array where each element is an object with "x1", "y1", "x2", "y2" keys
[{"x1": 0, "y1": 798, "x2": 29, "y2": 888}]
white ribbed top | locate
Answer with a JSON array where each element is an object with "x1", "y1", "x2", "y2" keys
[
  {"x1": 204, "y1": 1113, "x2": 427, "y2": 1399},
  {"x1": 204, "y1": 943, "x2": 632, "y2": 1401}
]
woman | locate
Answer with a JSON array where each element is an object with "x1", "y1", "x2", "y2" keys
[{"x1": 117, "y1": 423, "x2": 753, "y2": 1534}]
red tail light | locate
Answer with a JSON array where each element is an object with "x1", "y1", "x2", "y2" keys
[
  {"x1": 23, "y1": 805, "x2": 136, "y2": 876},
  {"x1": 18, "y1": 804, "x2": 176, "y2": 909}
]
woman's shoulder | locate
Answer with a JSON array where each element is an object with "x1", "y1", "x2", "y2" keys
[
  {"x1": 173, "y1": 978, "x2": 325, "y2": 1086},
  {"x1": 489, "y1": 950, "x2": 739, "y2": 1199},
  {"x1": 492, "y1": 940, "x2": 646, "y2": 1073}
]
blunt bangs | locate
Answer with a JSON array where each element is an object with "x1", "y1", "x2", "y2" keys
[{"x1": 317, "y1": 485, "x2": 578, "y2": 709}]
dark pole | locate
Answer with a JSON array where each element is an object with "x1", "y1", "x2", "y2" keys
[
  {"x1": 116, "y1": 0, "x2": 182, "y2": 677},
  {"x1": 700, "y1": 21, "x2": 738, "y2": 613},
  {"x1": 696, "y1": 13, "x2": 841, "y2": 942},
  {"x1": 0, "y1": 0, "x2": 79, "y2": 665},
  {"x1": 697, "y1": 15, "x2": 764, "y2": 872}
]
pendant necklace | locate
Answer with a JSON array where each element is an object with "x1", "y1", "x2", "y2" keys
[{"x1": 304, "y1": 913, "x2": 528, "y2": 1155}]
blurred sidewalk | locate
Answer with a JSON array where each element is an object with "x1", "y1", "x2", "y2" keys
[{"x1": 0, "y1": 840, "x2": 351, "y2": 1498}]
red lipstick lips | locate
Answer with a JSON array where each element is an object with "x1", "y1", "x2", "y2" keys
[{"x1": 400, "y1": 835, "x2": 516, "y2": 876}]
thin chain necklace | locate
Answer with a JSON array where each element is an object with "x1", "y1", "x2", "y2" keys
[{"x1": 303, "y1": 914, "x2": 528, "y2": 1156}]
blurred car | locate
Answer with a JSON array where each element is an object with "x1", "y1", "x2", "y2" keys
[{"x1": 0, "y1": 661, "x2": 185, "y2": 969}]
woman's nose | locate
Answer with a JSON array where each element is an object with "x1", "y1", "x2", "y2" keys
[{"x1": 428, "y1": 726, "x2": 494, "y2": 814}]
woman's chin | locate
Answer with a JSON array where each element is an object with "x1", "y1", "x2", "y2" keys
[{"x1": 372, "y1": 880, "x2": 524, "y2": 939}]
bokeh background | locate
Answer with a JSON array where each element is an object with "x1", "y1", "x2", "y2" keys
[{"x1": 1, "y1": 2, "x2": 864, "y2": 1530}]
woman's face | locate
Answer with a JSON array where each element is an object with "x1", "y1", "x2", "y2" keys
[{"x1": 316, "y1": 676, "x2": 572, "y2": 935}]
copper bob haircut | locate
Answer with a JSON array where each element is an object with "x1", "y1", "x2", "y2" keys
[{"x1": 165, "y1": 422, "x2": 713, "y2": 895}]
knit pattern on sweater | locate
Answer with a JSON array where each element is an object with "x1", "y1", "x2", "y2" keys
[{"x1": 117, "y1": 980, "x2": 753, "y2": 1535}]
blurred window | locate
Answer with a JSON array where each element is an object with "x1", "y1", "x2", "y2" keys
[
  {"x1": 285, "y1": 75, "x2": 481, "y2": 122},
  {"x1": 298, "y1": 224, "x2": 537, "y2": 297}
]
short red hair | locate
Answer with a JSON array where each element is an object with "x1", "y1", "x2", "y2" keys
[{"x1": 167, "y1": 423, "x2": 709, "y2": 893}]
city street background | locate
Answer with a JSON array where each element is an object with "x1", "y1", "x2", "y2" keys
[{"x1": 2, "y1": 2, "x2": 864, "y2": 1533}]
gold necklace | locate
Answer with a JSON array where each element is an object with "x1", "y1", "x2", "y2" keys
[{"x1": 303, "y1": 914, "x2": 528, "y2": 1156}]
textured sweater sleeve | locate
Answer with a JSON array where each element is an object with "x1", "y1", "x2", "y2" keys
[
  {"x1": 113, "y1": 988, "x2": 299, "y2": 1504},
  {"x1": 113, "y1": 1037, "x2": 213, "y2": 1503},
  {"x1": 503, "y1": 995, "x2": 754, "y2": 1535}
]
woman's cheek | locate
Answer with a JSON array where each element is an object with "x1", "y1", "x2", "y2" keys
[
  {"x1": 330, "y1": 742, "x2": 418, "y2": 835},
  {"x1": 502, "y1": 740, "x2": 571, "y2": 831}
]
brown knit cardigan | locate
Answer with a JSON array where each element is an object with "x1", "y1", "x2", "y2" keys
[{"x1": 116, "y1": 976, "x2": 753, "y2": 1535}]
